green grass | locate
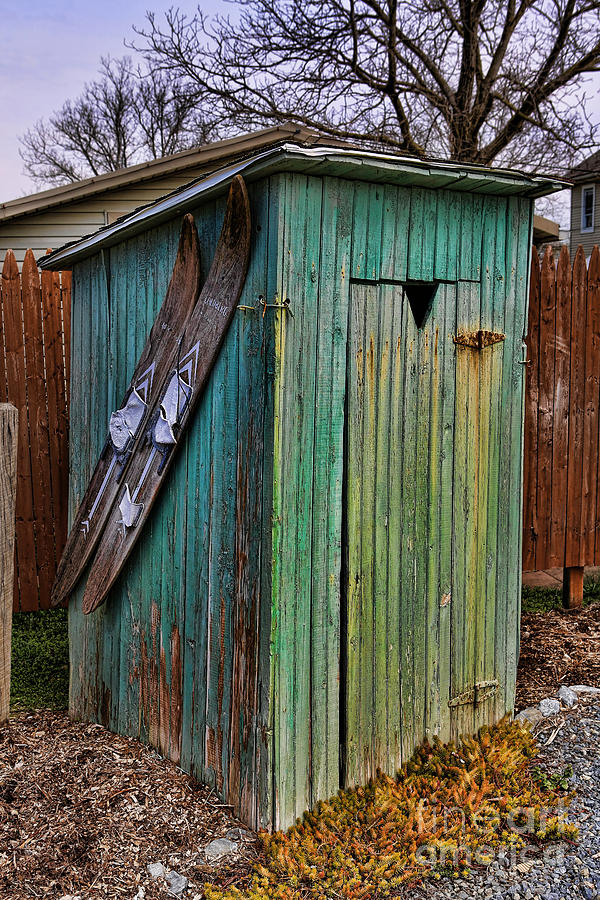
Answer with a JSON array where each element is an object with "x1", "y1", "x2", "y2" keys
[
  {"x1": 10, "y1": 609, "x2": 69, "y2": 710},
  {"x1": 521, "y1": 576, "x2": 600, "y2": 615}
]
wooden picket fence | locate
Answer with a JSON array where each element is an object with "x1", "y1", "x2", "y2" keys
[
  {"x1": 523, "y1": 243, "x2": 600, "y2": 597},
  {"x1": 0, "y1": 250, "x2": 70, "y2": 611}
]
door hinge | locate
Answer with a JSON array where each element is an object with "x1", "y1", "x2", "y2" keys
[
  {"x1": 453, "y1": 330, "x2": 505, "y2": 350},
  {"x1": 449, "y1": 679, "x2": 499, "y2": 707}
]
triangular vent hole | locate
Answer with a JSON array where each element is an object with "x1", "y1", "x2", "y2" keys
[{"x1": 404, "y1": 281, "x2": 439, "y2": 329}]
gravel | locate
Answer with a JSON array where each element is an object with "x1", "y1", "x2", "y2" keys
[{"x1": 402, "y1": 696, "x2": 600, "y2": 900}]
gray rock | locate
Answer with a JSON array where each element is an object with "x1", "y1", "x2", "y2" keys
[
  {"x1": 226, "y1": 827, "x2": 255, "y2": 842},
  {"x1": 166, "y1": 871, "x2": 188, "y2": 897},
  {"x1": 204, "y1": 837, "x2": 238, "y2": 862},
  {"x1": 539, "y1": 698, "x2": 561, "y2": 717},
  {"x1": 570, "y1": 685, "x2": 600, "y2": 695},
  {"x1": 146, "y1": 862, "x2": 166, "y2": 879},
  {"x1": 515, "y1": 707, "x2": 544, "y2": 726},
  {"x1": 557, "y1": 685, "x2": 578, "y2": 707}
]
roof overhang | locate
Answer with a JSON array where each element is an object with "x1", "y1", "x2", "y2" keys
[
  {"x1": 39, "y1": 143, "x2": 567, "y2": 270},
  {"x1": 0, "y1": 124, "x2": 324, "y2": 224}
]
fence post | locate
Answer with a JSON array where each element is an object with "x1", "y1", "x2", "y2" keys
[
  {"x1": 563, "y1": 565, "x2": 584, "y2": 610},
  {"x1": 0, "y1": 404, "x2": 18, "y2": 723}
]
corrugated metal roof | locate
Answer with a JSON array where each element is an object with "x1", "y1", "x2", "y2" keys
[{"x1": 40, "y1": 143, "x2": 567, "y2": 270}]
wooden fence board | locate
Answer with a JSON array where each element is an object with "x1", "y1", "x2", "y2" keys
[
  {"x1": 0, "y1": 404, "x2": 18, "y2": 722},
  {"x1": 0, "y1": 249, "x2": 70, "y2": 610},
  {"x1": 523, "y1": 247, "x2": 540, "y2": 570},
  {"x1": 523, "y1": 242, "x2": 600, "y2": 572},
  {"x1": 22, "y1": 250, "x2": 55, "y2": 606}
]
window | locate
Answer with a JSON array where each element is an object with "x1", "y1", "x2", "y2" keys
[{"x1": 581, "y1": 185, "x2": 595, "y2": 233}]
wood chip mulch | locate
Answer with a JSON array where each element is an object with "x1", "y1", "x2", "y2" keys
[
  {"x1": 0, "y1": 711, "x2": 260, "y2": 900},
  {"x1": 516, "y1": 599, "x2": 600, "y2": 709}
]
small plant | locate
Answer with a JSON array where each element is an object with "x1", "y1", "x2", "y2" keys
[
  {"x1": 205, "y1": 720, "x2": 579, "y2": 900},
  {"x1": 531, "y1": 764, "x2": 574, "y2": 792},
  {"x1": 10, "y1": 609, "x2": 69, "y2": 710}
]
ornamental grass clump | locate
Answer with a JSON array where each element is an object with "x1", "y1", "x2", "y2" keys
[{"x1": 205, "y1": 718, "x2": 577, "y2": 900}]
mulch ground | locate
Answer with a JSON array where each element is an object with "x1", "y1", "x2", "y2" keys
[
  {"x1": 515, "y1": 599, "x2": 600, "y2": 709},
  {"x1": 2, "y1": 603, "x2": 599, "y2": 899},
  {"x1": 0, "y1": 712, "x2": 258, "y2": 900}
]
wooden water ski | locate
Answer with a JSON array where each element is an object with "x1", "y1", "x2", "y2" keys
[
  {"x1": 50, "y1": 215, "x2": 202, "y2": 607},
  {"x1": 82, "y1": 175, "x2": 251, "y2": 614}
]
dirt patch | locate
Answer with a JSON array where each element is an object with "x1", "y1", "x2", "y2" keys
[
  {"x1": 0, "y1": 711, "x2": 258, "y2": 899},
  {"x1": 516, "y1": 600, "x2": 600, "y2": 709}
]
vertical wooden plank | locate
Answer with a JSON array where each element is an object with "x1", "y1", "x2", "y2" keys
[
  {"x1": 90, "y1": 250, "x2": 116, "y2": 729},
  {"x1": 434, "y1": 191, "x2": 461, "y2": 282},
  {"x1": 178, "y1": 202, "x2": 217, "y2": 783},
  {"x1": 0, "y1": 404, "x2": 18, "y2": 723},
  {"x1": 373, "y1": 282, "x2": 392, "y2": 769},
  {"x1": 345, "y1": 281, "x2": 372, "y2": 784},
  {"x1": 412, "y1": 284, "x2": 433, "y2": 746},
  {"x1": 408, "y1": 188, "x2": 437, "y2": 281},
  {"x1": 228, "y1": 181, "x2": 268, "y2": 825},
  {"x1": 459, "y1": 195, "x2": 483, "y2": 282},
  {"x1": 41, "y1": 263, "x2": 69, "y2": 564},
  {"x1": 22, "y1": 250, "x2": 55, "y2": 608},
  {"x1": 563, "y1": 565, "x2": 584, "y2": 609},
  {"x1": 310, "y1": 176, "x2": 351, "y2": 803},
  {"x1": 475, "y1": 196, "x2": 505, "y2": 733},
  {"x1": 68, "y1": 258, "x2": 98, "y2": 723},
  {"x1": 0, "y1": 258, "x2": 7, "y2": 404},
  {"x1": 380, "y1": 184, "x2": 409, "y2": 282},
  {"x1": 271, "y1": 173, "x2": 321, "y2": 826},
  {"x1": 384, "y1": 283, "x2": 404, "y2": 762},
  {"x1": 451, "y1": 281, "x2": 481, "y2": 741},
  {"x1": 523, "y1": 247, "x2": 540, "y2": 571},
  {"x1": 584, "y1": 247, "x2": 600, "y2": 564},
  {"x1": 536, "y1": 248, "x2": 557, "y2": 570},
  {"x1": 436, "y1": 283, "x2": 456, "y2": 744},
  {"x1": 550, "y1": 246, "x2": 572, "y2": 567},
  {"x1": 566, "y1": 247, "x2": 587, "y2": 566},
  {"x1": 501, "y1": 197, "x2": 531, "y2": 716},
  {"x1": 2, "y1": 251, "x2": 37, "y2": 610},
  {"x1": 204, "y1": 200, "x2": 239, "y2": 795},
  {"x1": 257, "y1": 174, "x2": 287, "y2": 831},
  {"x1": 589, "y1": 249, "x2": 600, "y2": 564},
  {"x1": 398, "y1": 286, "x2": 417, "y2": 760},
  {"x1": 351, "y1": 182, "x2": 383, "y2": 280},
  {"x1": 61, "y1": 271, "x2": 71, "y2": 408}
]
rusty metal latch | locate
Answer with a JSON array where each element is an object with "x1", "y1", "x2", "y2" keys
[
  {"x1": 448, "y1": 680, "x2": 499, "y2": 708},
  {"x1": 453, "y1": 330, "x2": 505, "y2": 350}
]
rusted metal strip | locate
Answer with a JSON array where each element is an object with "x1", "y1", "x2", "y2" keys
[
  {"x1": 448, "y1": 680, "x2": 499, "y2": 707},
  {"x1": 453, "y1": 329, "x2": 505, "y2": 350}
]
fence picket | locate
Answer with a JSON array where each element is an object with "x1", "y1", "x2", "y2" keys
[
  {"x1": 524, "y1": 242, "x2": 600, "y2": 577},
  {"x1": 0, "y1": 249, "x2": 70, "y2": 611},
  {"x1": 1, "y1": 250, "x2": 37, "y2": 607},
  {"x1": 22, "y1": 250, "x2": 55, "y2": 608},
  {"x1": 523, "y1": 247, "x2": 540, "y2": 571}
]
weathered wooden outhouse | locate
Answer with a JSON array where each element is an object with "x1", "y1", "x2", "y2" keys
[{"x1": 41, "y1": 144, "x2": 561, "y2": 831}]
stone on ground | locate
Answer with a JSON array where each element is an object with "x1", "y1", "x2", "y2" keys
[{"x1": 204, "y1": 837, "x2": 239, "y2": 862}]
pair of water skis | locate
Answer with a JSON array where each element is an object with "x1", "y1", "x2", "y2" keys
[{"x1": 51, "y1": 176, "x2": 251, "y2": 614}]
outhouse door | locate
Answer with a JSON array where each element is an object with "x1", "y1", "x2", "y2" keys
[{"x1": 343, "y1": 278, "x2": 502, "y2": 787}]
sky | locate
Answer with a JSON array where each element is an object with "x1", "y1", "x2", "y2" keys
[
  {"x1": 1, "y1": 1, "x2": 599, "y2": 226},
  {"x1": 0, "y1": 0, "x2": 224, "y2": 201}
]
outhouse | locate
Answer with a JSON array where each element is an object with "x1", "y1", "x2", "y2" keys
[{"x1": 41, "y1": 143, "x2": 562, "y2": 831}]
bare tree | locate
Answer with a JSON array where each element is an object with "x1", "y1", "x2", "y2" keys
[
  {"x1": 133, "y1": 0, "x2": 600, "y2": 171},
  {"x1": 20, "y1": 57, "x2": 218, "y2": 186}
]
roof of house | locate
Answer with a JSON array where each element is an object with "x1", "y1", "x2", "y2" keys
[
  {"x1": 569, "y1": 150, "x2": 600, "y2": 183},
  {"x1": 0, "y1": 123, "x2": 333, "y2": 224},
  {"x1": 532, "y1": 214, "x2": 560, "y2": 242},
  {"x1": 40, "y1": 142, "x2": 567, "y2": 270}
]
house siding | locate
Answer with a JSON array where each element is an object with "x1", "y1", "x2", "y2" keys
[
  {"x1": 0, "y1": 166, "x2": 233, "y2": 265},
  {"x1": 570, "y1": 181, "x2": 600, "y2": 258}
]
